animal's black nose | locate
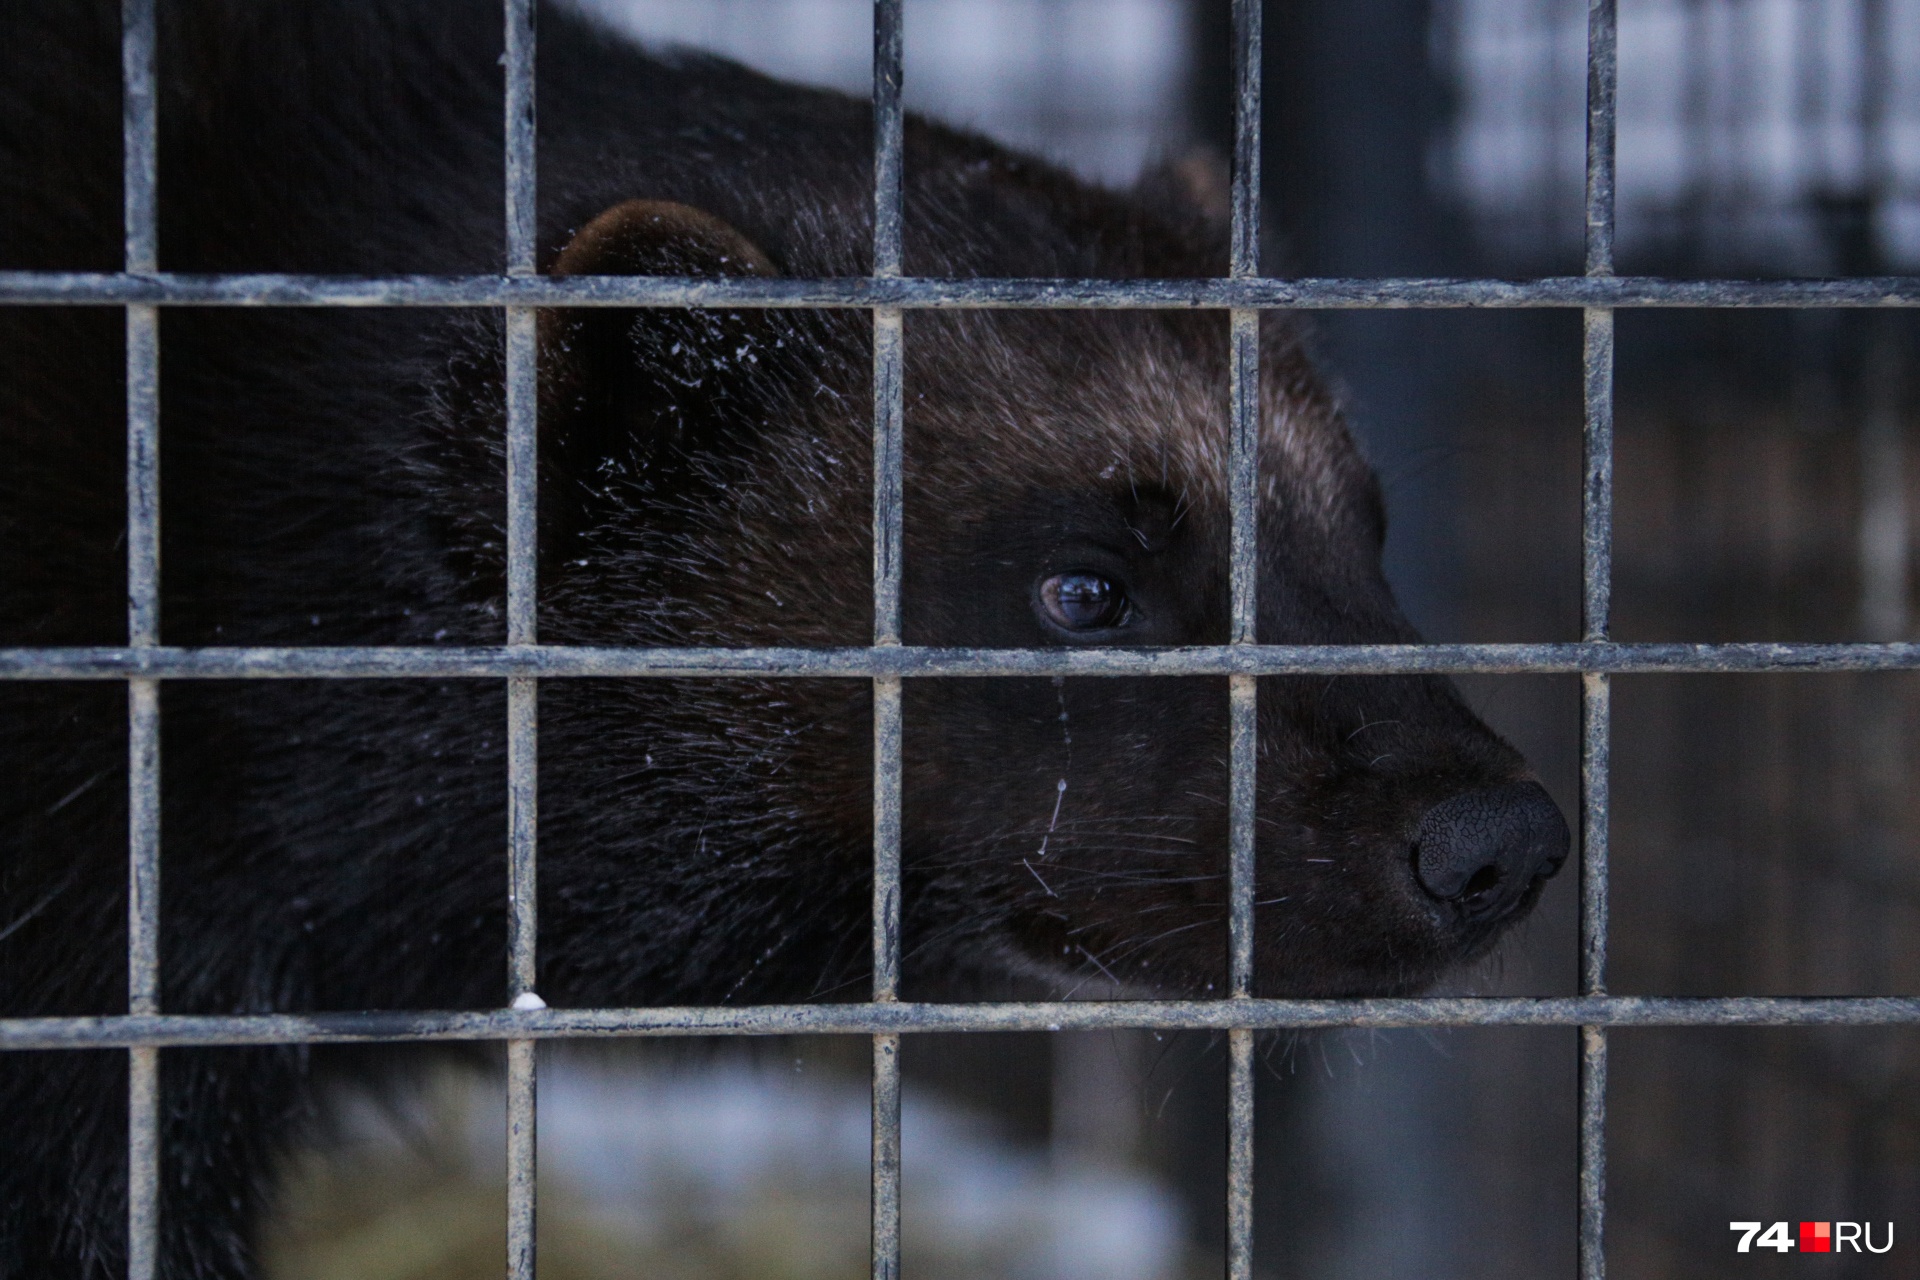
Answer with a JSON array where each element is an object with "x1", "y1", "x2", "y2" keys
[{"x1": 1413, "y1": 781, "x2": 1569, "y2": 924}]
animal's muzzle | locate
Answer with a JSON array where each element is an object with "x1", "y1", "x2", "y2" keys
[{"x1": 1412, "y1": 780, "x2": 1570, "y2": 926}]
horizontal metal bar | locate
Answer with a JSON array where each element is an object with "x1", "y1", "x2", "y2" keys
[
  {"x1": 6, "y1": 997, "x2": 1918, "y2": 1050},
  {"x1": 6, "y1": 641, "x2": 1920, "y2": 681},
  {"x1": 3, "y1": 272, "x2": 1918, "y2": 310}
]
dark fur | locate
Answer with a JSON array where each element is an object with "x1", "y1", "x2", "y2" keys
[{"x1": 0, "y1": 2, "x2": 1548, "y2": 1274}]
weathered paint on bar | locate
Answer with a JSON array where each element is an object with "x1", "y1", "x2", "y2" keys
[
  {"x1": 1579, "y1": 4, "x2": 1619, "y2": 1273},
  {"x1": 7, "y1": 640, "x2": 1920, "y2": 680},
  {"x1": 5, "y1": 996, "x2": 1919, "y2": 1051},
  {"x1": 3, "y1": 271, "x2": 1918, "y2": 309}
]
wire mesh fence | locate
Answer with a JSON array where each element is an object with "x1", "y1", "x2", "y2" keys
[{"x1": 0, "y1": 1, "x2": 1918, "y2": 1278}]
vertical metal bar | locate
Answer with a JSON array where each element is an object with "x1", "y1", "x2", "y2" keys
[
  {"x1": 1580, "y1": 0, "x2": 1617, "y2": 640},
  {"x1": 1582, "y1": 312, "x2": 1614, "y2": 644},
  {"x1": 126, "y1": 683, "x2": 160, "y2": 1014},
  {"x1": 1581, "y1": 0, "x2": 1617, "y2": 646},
  {"x1": 125, "y1": 302, "x2": 160, "y2": 656},
  {"x1": 871, "y1": 674, "x2": 903, "y2": 1004},
  {"x1": 122, "y1": 0, "x2": 162, "y2": 1275},
  {"x1": 505, "y1": 1036, "x2": 537, "y2": 1280},
  {"x1": 1225, "y1": 0, "x2": 1261, "y2": 988},
  {"x1": 870, "y1": 1031, "x2": 902, "y2": 1280},
  {"x1": 1227, "y1": 675, "x2": 1257, "y2": 999},
  {"x1": 1581, "y1": 7, "x2": 1616, "y2": 952},
  {"x1": 868, "y1": 415, "x2": 906, "y2": 1249},
  {"x1": 869, "y1": 0, "x2": 905, "y2": 647},
  {"x1": 505, "y1": 297, "x2": 540, "y2": 1018},
  {"x1": 1229, "y1": 312, "x2": 1259, "y2": 648},
  {"x1": 1225, "y1": 1025, "x2": 1255, "y2": 1280},
  {"x1": 121, "y1": 0, "x2": 159, "y2": 657},
  {"x1": 868, "y1": 4, "x2": 904, "y2": 1000},
  {"x1": 1227, "y1": 330, "x2": 1258, "y2": 1007},
  {"x1": 872, "y1": 0, "x2": 904, "y2": 281},
  {"x1": 503, "y1": 2, "x2": 539, "y2": 1276},
  {"x1": 504, "y1": 0, "x2": 537, "y2": 280},
  {"x1": 125, "y1": 301, "x2": 162, "y2": 1031},
  {"x1": 126, "y1": 685, "x2": 160, "y2": 1280},
  {"x1": 869, "y1": 5, "x2": 905, "y2": 1280},
  {"x1": 1578, "y1": 667, "x2": 1610, "y2": 1280},
  {"x1": 1579, "y1": 671, "x2": 1610, "y2": 994},
  {"x1": 1577, "y1": 1023, "x2": 1608, "y2": 1280},
  {"x1": 505, "y1": 679, "x2": 538, "y2": 1280},
  {"x1": 1580, "y1": 310, "x2": 1613, "y2": 1001},
  {"x1": 1225, "y1": 4, "x2": 1261, "y2": 1278},
  {"x1": 1228, "y1": 0, "x2": 1261, "y2": 283},
  {"x1": 1225, "y1": 0, "x2": 1262, "y2": 954},
  {"x1": 872, "y1": 311, "x2": 905, "y2": 652},
  {"x1": 1227, "y1": 679, "x2": 1257, "y2": 1280},
  {"x1": 503, "y1": 0, "x2": 540, "y2": 652},
  {"x1": 122, "y1": 0, "x2": 157, "y2": 279},
  {"x1": 1579, "y1": 5, "x2": 1616, "y2": 1280},
  {"x1": 1583, "y1": 0, "x2": 1617, "y2": 280}
]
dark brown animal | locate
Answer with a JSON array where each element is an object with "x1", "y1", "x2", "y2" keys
[{"x1": 0, "y1": 1, "x2": 1565, "y2": 1274}]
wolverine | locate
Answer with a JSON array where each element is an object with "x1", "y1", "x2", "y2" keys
[{"x1": 0, "y1": 1, "x2": 1567, "y2": 1274}]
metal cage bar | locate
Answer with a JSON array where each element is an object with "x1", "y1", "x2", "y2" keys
[
  {"x1": 869, "y1": 4, "x2": 906, "y2": 1278},
  {"x1": 9, "y1": 640, "x2": 1920, "y2": 681},
  {"x1": 0, "y1": 1, "x2": 1909, "y2": 1277},
  {"x1": 7, "y1": 271, "x2": 1920, "y2": 309},
  {"x1": 7, "y1": 994, "x2": 1918, "y2": 1053},
  {"x1": 502, "y1": 2, "x2": 540, "y2": 1276},
  {"x1": 1579, "y1": 3, "x2": 1618, "y2": 1276},
  {"x1": 121, "y1": 0, "x2": 163, "y2": 1274},
  {"x1": 1225, "y1": 1, "x2": 1263, "y2": 1276}
]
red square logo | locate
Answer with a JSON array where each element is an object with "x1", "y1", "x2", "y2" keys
[{"x1": 1800, "y1": 1222, "x2": 1832, "y2": 1253}]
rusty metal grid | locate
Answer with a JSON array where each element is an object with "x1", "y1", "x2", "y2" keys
[{"x1": 1, "y1": 1, "x2": 1919, "y2": 1278}]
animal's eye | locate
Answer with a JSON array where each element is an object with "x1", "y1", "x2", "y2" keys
[{"x1": 1038, "y1": 572, "x2": 1131, "y2": 631}]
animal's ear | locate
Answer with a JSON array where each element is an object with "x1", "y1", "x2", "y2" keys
[
  {"x1": 548, "y1": 199, "x2": 777, "y2": 280},
  {"x1": 539, "y1": 200, "x2": 793, "y2": 558},
  {"x1": 1134, "y1": 148, "x2": 1231, "y2": 237}
]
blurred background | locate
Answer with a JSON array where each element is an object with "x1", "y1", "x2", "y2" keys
[{"x1": 272, "y1": 1, "x2": 1919, "y2": 1276}]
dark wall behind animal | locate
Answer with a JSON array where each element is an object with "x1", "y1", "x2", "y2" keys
[{"x1": 0, "y1": 2, "x2": 1564, "y2": 1275}]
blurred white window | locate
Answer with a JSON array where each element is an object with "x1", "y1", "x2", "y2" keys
[
  {"x1": 570, "y1": 0, "x2": 1193, "y2": 187},
  {"x1": 1436, "y1": 0, "x2": 1920, "y2": 270}
]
